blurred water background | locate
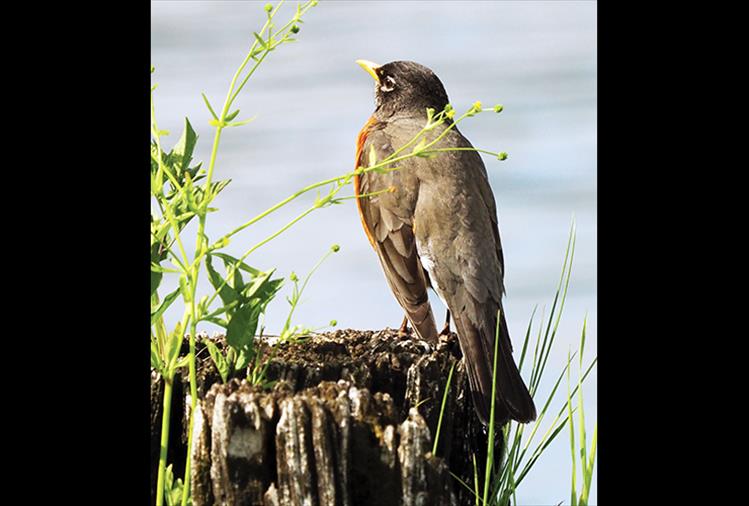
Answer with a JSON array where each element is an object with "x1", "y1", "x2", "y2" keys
[{"x1": 152, "y1": 1, "x2": 596, "y2": 504}]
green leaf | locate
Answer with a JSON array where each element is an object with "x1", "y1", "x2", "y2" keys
[
  {"x1": 226, "y1": 116, "x2": 257, "y2": 127},
  {"x1": 178, "y1": 274, "x2": 191, "y2": 302},
  {"x1": 150, "y1": 262, "x2": 179, "y2": 274},
  {"x1": 226, "y1": 302, "x2": 261, "y2": 350},
  {"x1": 164, "y1": 464, "x2": 174, "y2": 497},
  {"x1": 206, "y1": 340, "x2": 229, "y2": 383},
  {"x1": 234, "y1": 344, "x2": 254, "y2": 373},
  {"x1": 151, "y1": 240, "x2": 168, "y2": 263},
  {"x1": 151, "y1": 287, "x2": 181, "y2": 324},
  {"x1": 151, "y1": 270, "x2": 162, "y2": 297},
  {"x1": 210, "y1": 179, "x2": 232, "y2": 198},
  {"x1": 172, "y1": 118, "x2": 198, "y2": 174},
  {"x1": 166, "y1": 322, "x2": 183, "y2": 370},
  {"x1": 203, "y1": 316, "x2": 228, "y2": 328},
  {"x1": 253, "y1": 32, "x2": 268, "y2": 50},
  {"x1": 411, "y1": 137, "x2": 427, "y2": 154},
  {"x1": 213, "y1": 252, "x2": 259, "y2": 281},
  {"x1": 225, "y1": 109, "x2": 240, "y2": 122},
  {"x1": 201, "y1": 92, "x2": 219, "y2": 120},
  {"x1": 151, "y1": 340, "x2": 162, "y2": 371},
  {"x1": 242, "y1": 269, "x2": 283, "y2": 306},
  {"x1": 254, "y1": 278, "x2": 284, "y2": 312},
  {"x1": 233, "y1": 269, "x2": 246, "y2": 296},
  {"x1": 175, "y1": 355, "x2": 191, "y2": 369},
  {"x1": 222, "y1": 256, "x2": 246, "y2": 294},
  {"x1": 206, "y1": 254, "x2": 240, "y2": 306}
]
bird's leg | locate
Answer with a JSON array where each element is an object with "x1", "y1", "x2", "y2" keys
[
  {"x1": 439, "y1": 310, "x2": 451, "y2": 336},
  {"x1": 398, "y1": 315, "x2": 410, "y2": 337}
]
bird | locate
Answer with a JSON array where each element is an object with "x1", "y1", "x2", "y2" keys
[{"x1": 353, "y1": 59, "x2": 536, "y2": 426}]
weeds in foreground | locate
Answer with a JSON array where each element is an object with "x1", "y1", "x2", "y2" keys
[{"x1": 150, "y1": 2, "x2": 515, "y2": 505}]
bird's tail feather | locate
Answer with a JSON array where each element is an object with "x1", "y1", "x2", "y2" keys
[
  {"x1": 405, "y1": 299, "x2": 439, "y2": 344},
  {"x1": 453, "y1": 308, "x2": 536, "y2": 425}
]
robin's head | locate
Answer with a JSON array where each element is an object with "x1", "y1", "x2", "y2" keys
[{"x1": 356, "y1": 60, "x2": 450, "y2": 118}]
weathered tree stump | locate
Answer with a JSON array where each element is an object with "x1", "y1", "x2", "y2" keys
[{"x1": 151, "y1": 329, "x2": 500, "y2": 506}]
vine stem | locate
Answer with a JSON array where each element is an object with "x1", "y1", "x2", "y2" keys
[
  {"x1": 178, "y1": 5, "x2": 302, "y2": 503},
  {"x1": 155, "y1": 376, "x2": 173, "y2": 506}
]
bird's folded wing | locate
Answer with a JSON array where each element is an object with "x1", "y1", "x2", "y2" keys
[{"x1": 355, "y1": 124, "x2": 438, "y2": 341}]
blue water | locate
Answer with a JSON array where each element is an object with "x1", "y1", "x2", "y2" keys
[{"x1": 152, "y1": 1, "x2": 597, "y2": 504}]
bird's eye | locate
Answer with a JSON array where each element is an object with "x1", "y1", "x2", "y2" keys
[{"x1": 380, "y1": 75, "x2": 396, "y2": 92}]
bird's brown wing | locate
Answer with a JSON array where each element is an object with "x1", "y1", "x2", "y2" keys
[
  {"x1": 355, "y1": 119, "x2": 438, "y2": 342},
  {"x1": 413, "y1": 130, "x2": 535, "y2": 425}
]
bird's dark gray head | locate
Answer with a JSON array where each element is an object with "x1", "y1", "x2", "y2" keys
[{"x1": 357, "y1": 60, "x2": 450, "y2": 118}]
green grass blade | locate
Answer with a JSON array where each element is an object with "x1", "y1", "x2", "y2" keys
[
  {"x1": 482, "y1": 309, "x2": 502, "y2": 505},
  {"x1": 534, "y1": 221, "x2": 576, "y2": 393},
  {"x1": 576, "y1": 319, "x2": 588, "y2": 498},
  {"x1": 473, "y1": 453, "x2": 480, "y2": 506},
  {"x1": 517, "y1": 305, "x2": 537, "y2": 374},
  {"x1": 581, "y1": 422, "x2": 598, "y2": 504},
  {"x1": 448, "y1": 469, "x2": 483, "y2": 506},
  {"x1": 567, "y1": 348, "x2": 577, "y2": 506},
  {"x1": 432, "y1": 360, "x2": 456, "y2": 455}
]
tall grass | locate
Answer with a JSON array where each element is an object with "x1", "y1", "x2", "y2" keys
[{"x1": 435, "y1": 220, "x2": 597, "y2": 505}]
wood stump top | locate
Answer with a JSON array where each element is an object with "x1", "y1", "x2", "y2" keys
[{"x1": 151, "y1": 329, "x2": 498, "y2": 506}]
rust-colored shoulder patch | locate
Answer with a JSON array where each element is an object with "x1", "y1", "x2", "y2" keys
[{"x1": 354, "y1": 115, "x2": 379, "y2": 248}]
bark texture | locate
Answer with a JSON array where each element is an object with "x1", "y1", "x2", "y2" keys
[{"x1": 151, "y1": 329, "x2": 500, "y2": 506}]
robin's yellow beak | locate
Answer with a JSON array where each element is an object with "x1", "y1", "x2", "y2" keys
[{"x1": 356, "y1": 59, "x2": 381, "y2": 83}]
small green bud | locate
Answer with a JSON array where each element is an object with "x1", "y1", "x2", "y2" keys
[
  {"x1": 466, "y1": 101, "x2": 483, "y2": 117},
  {"x1": 311, "y1": 0, "x2": 318, "y2": 6},
  {"x1": 331, "y1": 244, "x2": 341, "y2": 253},
  {"x1": 498, "y1": 152, "x2": 508, "y2": 161},
  {"x1": 330, "y1": 319, "x2": 337, "y2": 327},
  {"x1": 264, "y1": 3, "x2": 273, "y2": 12},
  {"x1": 290, "y1": 271, "x2": 299, "y2": 282},
  {"x1": 290, "y1": 24, "x2": 300, "y2": 34},
  {"x1": 494, "y1": 104, "x2": 504, "y2": 113},
  {"x1": 210, "y1": 236, "x2": 230, "y2": 251},
  {"x1": 446, "y1": 109, "x2": 455, "y2": 119}
]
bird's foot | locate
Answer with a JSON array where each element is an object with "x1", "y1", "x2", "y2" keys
[
  {"x1": 438, "y1": 310, "x2": 451, "y2": 336},
  {"x1": 397, "y1": 316, "x2": 411, "y2": 338}
]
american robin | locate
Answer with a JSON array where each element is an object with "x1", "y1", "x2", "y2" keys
[{"x1": 354, "y1": 60, "x2": 536, "y2": 425}]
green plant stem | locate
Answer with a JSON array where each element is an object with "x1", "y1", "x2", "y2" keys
[
  {"x1": 282, "y1": 249, "x2": 333, "y2": 335},
  {"x1": 422, "y1": 147, "x2": 505, "y2": 158},
  {"x1": 156, "y1": 375, "x2": 174, "y2": 506},
  {"x1": 176, "y1": 8, "x2": 276, "y2": 501},
  {"x1": 227, "y1": 2, "x2": 285, "y2": 106},
  {"x1": 151, "y1": 119, "x2": 190, "y2": 272},
  {"x1": 211, "y1": 174, "x2": 348, "y2": 248},
  {"x1": 180, "y1": 282, "x2": 199, "y2": 506},
  {"x1": 178, "y1": 7, "x2": 322, "y2": 498},
  {"x1": 203, "y1": 195, "x2": 325, "y2": 310}
]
